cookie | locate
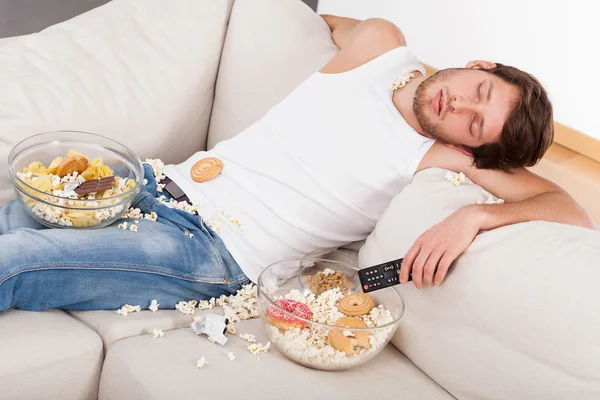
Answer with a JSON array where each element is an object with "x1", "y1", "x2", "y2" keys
[
  {"x1": 327, "y1": 317, "x2": 371, "y2": 355},
  {"x1": 338, "y1": 293, "x2": 376, "y2": 317},
  {"x1": 56, "y1": 155, "x2": 89, "y2": 178},
  {"x1": 190, "y1": 157, "x2": 223, "y2": 183}
]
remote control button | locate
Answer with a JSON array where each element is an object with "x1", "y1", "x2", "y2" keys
[{"x1": 363, "y1": 284, "x2": 369, "y2": 290}]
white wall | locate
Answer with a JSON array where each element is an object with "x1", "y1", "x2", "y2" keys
[{"x1": 317, "y1": 0, "x2": 600, "y2": 141}]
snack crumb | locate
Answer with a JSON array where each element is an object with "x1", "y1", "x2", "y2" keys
[
  {"x1": 149, "y1": 299, "x2": 159, "y2": 312},
  {"x1": 197, "y1": 357, "x2": 208, "y2": 369},
  {"x1": 445, "y1": 171, "x2": 466, "y2": 186},
  {"x1": 116, "y1": 304, "x2": 141, "y2": 316},
  {"x1": 153, "y1": 329, "x2": 164, "y2": 338},
  {"x1": 129, "y1": 224, "x2": 138, "y2": 232},
  {"x1": 248, "y1": 342, "x2": 270, "y2": 355},
  {"x1": 239, "y1": 333, "x2": 256, "y2": 343},
  {"x1": 227, "y1": 322, "x2": 236, "y2": 334},
  {"x1": 175, "y1": 300, "x2": 198, "y2": 315},
  {"x1": 227, "y1": 352, "x2": 236, "y2": 361}
]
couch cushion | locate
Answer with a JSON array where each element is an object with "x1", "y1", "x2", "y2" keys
[
  {"x1": 98, "y1": 317, "x2": 453, "y2": 400},
  {"x1": 0, "y1": 0, "x2": 233, "y2": 205},
  {"x1": 0, "y1": 309, "x2": 103, "y2": 400},
  {"x1": 359, "y1": 168, "x2": 600, "y2": 400},
  {"x1": 207, "y1": 0, "x2": 338, "y2": 148},
  {"x1": 0, "y1": 36, "x2": 22, "y2": 46},
  {"x1": 68, "y1": 309, "x2": 199, "y2": 356}
]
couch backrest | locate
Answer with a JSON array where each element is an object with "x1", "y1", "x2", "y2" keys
[
  {"x1": 206, "y1": 0, "x2": 338, "y2": 149},
  {"x1": 360, "y1": 168, "x2": 600, "y2": 400},
  {"x1": 0, "y1": 0, "x2": 233, "y2": 205}
]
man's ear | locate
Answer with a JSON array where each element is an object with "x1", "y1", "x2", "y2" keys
[
  {"x1": 446, "y1": 144, "x2": 473, "y2": 156},
  {"x1": 465, "y1": 60, "x2": 497, "y2": 70}
]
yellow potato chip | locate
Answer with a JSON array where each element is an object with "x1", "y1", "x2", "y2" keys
[{"x1": 24, "y1": 161, "x2": 47, "y2": 174}]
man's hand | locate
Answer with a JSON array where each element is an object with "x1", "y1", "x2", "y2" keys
[{"x1": 400, "y1": 205, "x2": 484, "y2": 288}]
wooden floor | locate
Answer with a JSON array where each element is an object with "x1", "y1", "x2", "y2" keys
[{"x1": 529, "y1": 144, "x2": 600, "y2": 222}]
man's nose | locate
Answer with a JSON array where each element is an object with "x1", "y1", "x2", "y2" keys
[{"x1": 450, "y1": 96, "x2": 476, "y2": 113}]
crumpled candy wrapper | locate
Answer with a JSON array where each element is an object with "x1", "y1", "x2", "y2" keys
[{"x1": 191, "y1": 314, "x2": 229, "y2": 345}]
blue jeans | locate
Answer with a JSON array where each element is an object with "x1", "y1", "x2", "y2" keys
[{"x1": 0, "y1": 164, "x2": 250, "y2": 312}]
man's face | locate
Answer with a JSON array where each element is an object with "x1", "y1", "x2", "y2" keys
[{"x1": 413, "y1": 67, "x2": 520, "y2": 149}]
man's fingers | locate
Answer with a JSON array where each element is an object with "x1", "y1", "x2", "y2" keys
[
  {"x1": 411, "y1": 249, "x2": 430, "y2": 289},
  {"x1": 433, "y1": 252, "x2": 456, "y2": 285},
  {"x1": 423, "y1": 250, "x2": 444, "y2": 287},
  {"x1": 400, "y1": 243, "x2": 420, "y2": 284}
]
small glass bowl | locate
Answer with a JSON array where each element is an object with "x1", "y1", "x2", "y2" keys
[
  {"x1": 257, "y1": 258, "x2": 405, "y2": 371},
  {"x1": 8, "y1": 131, "x2": 144, "y2": 229}
]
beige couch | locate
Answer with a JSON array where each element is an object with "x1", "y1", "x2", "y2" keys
[{"x1": 0, "y1": 1, "x2": 598, "y2": 399}]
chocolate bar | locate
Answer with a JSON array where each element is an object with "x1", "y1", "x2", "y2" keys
[{"x1": 74, "y1": 176, "x2": 115, "y2": 195}]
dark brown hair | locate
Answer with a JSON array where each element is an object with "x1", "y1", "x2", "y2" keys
[{"x1": 467, "y1": 63, "x2": 554, "y2": 171}]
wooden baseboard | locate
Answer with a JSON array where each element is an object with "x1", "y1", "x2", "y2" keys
[{"x1": 421, "y1": 63, "x2": 600, "y2": 162}]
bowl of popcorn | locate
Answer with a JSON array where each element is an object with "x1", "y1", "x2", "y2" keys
[
  {"x1": 8, "y1": 131, "x2": 144, "y2": 229},
  {"x1": 257, "y1": 258, "x2": 405, "y2": 371}
]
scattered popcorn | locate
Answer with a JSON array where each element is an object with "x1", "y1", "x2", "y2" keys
[
  {"x1": 197, "y1": 299, "x2": 214, "y2": 310},
  {"x1": 206, "y1": 215, "x2": 222, "y2": 232},
  {"x1": 196, "y1": 357, "x2": 208, "y2": 369},
  {"x1": 184, "y1": 231, "x2": 194, "y2": 239},
  {"x1": 135, "y1": 220, "x2": 140, "y2": 223},
  {"x1": 227, "y1": 322, "x2": 236, "y2": 334},
  {"x1": 116, "y1": 304, "x2": 141, "y2": 316},
  {"x1": 157, "y1": 196, "x2": 199, "y2": 215},
  {"x1": 122, "y1": 207, "x2": 143, "y2": 219},
  {"x1": 477, "y1": 195, "x2": 505, "y2": 205},
  {"x1": 175, "y1": 300, "x2": 198, "y2": 315},
  {"x1": 153, "y1": 329, "x2": 164, "y2": 338},
  {"x1": 239, "y1": 333, "x2": 256, "y2": 343},
  {"x1": 221, "y1": 284, "x2": 259, "y2": 323},
  {"x1": 129, "y1": 224, "x2": 138, "y2": 232},
  {"x1": 248, "y1": 342, "x2": 271, "y2": 355},
  {"x1": 227, "y1": 352, "x2": 236, "y2": 361},
  {"x1": 445, "y1": 171, "x2": 466, "y2": 186},
  {"x1": 117, "y1": 223, "x2": 127, "y2": 230},
  {"x1": 391, "y1": 72, "x2": 415, "y2": 91},
  {"x1": 149, "y1": 299, "x2": 159, "y2": 312},
  {"x1": 144, "y1": 159, "x2": 166, "y2": 182},
  {"x1": 228, "y1": 215, "x2": 243, "y2": 232},
  {"x1": 144, "y1": 212, "x2": 158, "y2": 221}
]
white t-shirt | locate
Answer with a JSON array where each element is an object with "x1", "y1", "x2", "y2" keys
[{"x1": 163, "y1": 46, "x2": 435, "y2": 283}]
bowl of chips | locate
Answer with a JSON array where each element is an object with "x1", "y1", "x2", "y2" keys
[{"x1": 8, "y1": 131, "x2": 144, "y2": 229}]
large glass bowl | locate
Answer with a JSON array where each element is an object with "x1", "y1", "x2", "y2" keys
[
  {"x1": 8, "y1": 131, "x2": 144, "y2": 229},
  {"x1": 257, "y1": 257, "x2": 405, "y2": 371}
]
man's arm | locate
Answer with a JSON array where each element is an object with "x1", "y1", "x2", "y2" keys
[
  {"x1": 319, "y1": 15, "x2": 406, "y2": 74},
  {"x1": 320, "y1": 15, "x2": 362, "y2": 49},
  {"x1": 423, "y1": 142, "x2": 592, "y2": 227},
  {"x1": 400, "y1": 143, "x2": 593, "y2": 289}
]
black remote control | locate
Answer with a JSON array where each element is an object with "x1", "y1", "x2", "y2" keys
[{"x1": 358, "y1": 258, "x2": 411, "y2": 293}]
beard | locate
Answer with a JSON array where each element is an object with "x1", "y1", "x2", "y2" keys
[{"x1": 412, "y1": 68, "x2": 459, "y2": 142}]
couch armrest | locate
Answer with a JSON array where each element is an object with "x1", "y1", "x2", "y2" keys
[{"x1": 359, "y1": 168, "x2": 600, "y2": 400}]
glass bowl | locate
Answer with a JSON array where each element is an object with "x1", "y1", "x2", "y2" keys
[
  {"x1": 8, "y1": 131, "x2": 144, "y2": 229},
  {"x1": 257, "y1": 257, "x2": 405, "y2": 371}
]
